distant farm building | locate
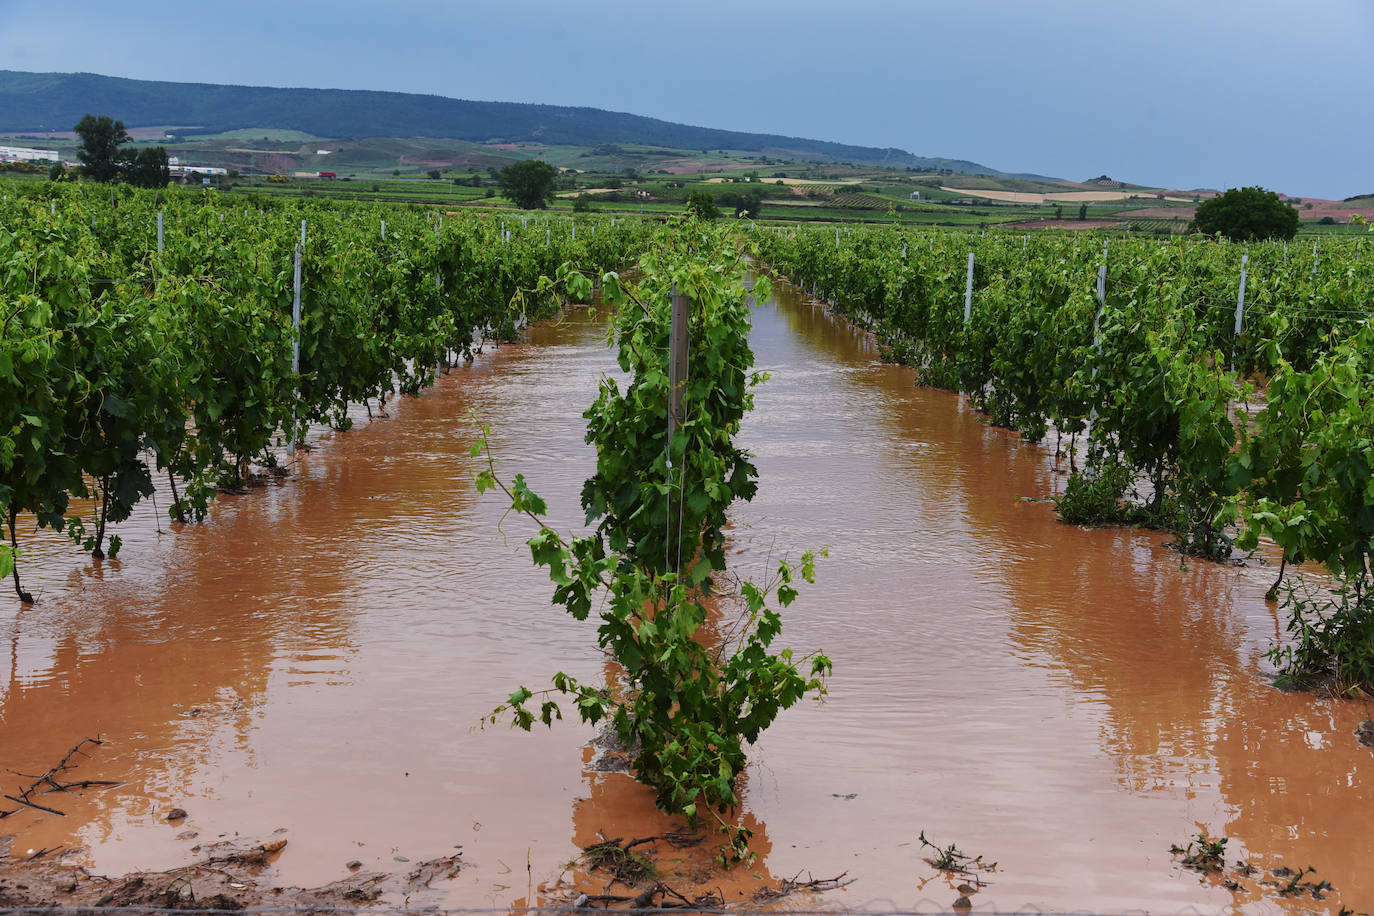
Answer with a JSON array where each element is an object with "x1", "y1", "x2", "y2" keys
[
  {"x1": 0, "y1": 145, "x2": 60, "y2": 163},
  {"x1": 168, "y1": 156, "x2": 228, "y2": 183}
]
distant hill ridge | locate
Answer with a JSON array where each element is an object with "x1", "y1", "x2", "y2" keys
[{"x1": 0, "y1": 69, "x2": 1046, "y2": 178}]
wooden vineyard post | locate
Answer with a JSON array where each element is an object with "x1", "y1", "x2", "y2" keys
[
  {"x1": 665, "y1": 285, "x2": 690, "y2": 574},
  {"x1": 1231, "y1": 252, "x2": 1249, "y2": 371},
  {"x1": 157, "y1": 211, "x2": 164, "y2": 254},
  {"x1": 963, "y1": 252, "x2": 974, "y2": 325},
  {"x1": 287, "y1": 242, "x2": 303, "y2": 454},
  {"x1": 381, "y1": 219, "x2": 386, "y2": 240},
  {"x1": 1090, "y1": 258, "x2": 1107, "y2": 428},
  {"x1": 667, "y1": 286, "x2": 690, "y2": 447}
]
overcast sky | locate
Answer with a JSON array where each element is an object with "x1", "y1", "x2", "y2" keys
[{"x1": 4, "y1": 0, "x2": 1371, "y2": 198}]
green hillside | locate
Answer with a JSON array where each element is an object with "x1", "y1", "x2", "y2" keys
[{"x1": 0, "y1": 69, "x2": 1028, "y2": 176}]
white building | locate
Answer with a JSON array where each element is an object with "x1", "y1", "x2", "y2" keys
[
  {"x1": 0, "y1": 145, "x2": 61, "y2": 163},
  {"x1": 168, "y1": 156, "x2": 228, "y2": 177}
]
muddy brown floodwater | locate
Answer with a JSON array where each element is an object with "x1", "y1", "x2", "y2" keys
[{"x1": 3, "y1": 276, "x2": 1372, "y2": 913}]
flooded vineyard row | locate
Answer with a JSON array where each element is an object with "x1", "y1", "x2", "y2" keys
[{"x1": 1, "y1": 277, "x2": 1370, "y2": 913}]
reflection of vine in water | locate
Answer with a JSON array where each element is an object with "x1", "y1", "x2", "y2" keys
[
  {"x1": 1009, "y1": 540, "x2": 1248, "y2": 791},
  {"x1": 0, "y1": 459, "x2": 369, "y2": 858}
]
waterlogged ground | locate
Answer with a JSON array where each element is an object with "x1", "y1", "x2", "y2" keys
[{"x1": 2, "y1": 278, "x2": 1371, "y2": 913}]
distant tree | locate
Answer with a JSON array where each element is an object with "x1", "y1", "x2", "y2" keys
[
  {"x1": 1190, "y1": 186, "x2": 1299, "y2": 241},
  {"x1": 124, "y1": 146, "x2": 169, "y2": 188},
  {"x1": 74, "y1": 114, "x2": 131, "y2": 183},
  {"x1": 572, "y1": 194, "x2": 594, "y2": 213},
  {"x1": 1318, "y1": 216, "x2": 1337, "y2": 225},
  {"x1": 392, "y1": 169, "x2": 401, "y2": 176},
  {"x1": 48, "y1": 162, "x2": 69, "y2": 182},
  {"x1": 719, "y1": 191, "x2": 763, "y2": 219},
  {"x1": 1054, "y1": 204, "x2": 1063, "y2": 219},
  {"x1": 685, "y1": 190, "x2": 720, "y2": 220},
  {"x1": 498, "y1": 159, "x2": 558, "y2": 209},
  {"x1": 427, "y1": 168, "x2": 442, "y2": 180},
  {"x1": 1078, "y1": 203, "x2": 1088, "y2": 221}
]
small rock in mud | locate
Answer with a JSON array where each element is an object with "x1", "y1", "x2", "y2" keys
[
  {"x1": 346, "y1": 860, "x2": 363, "y2": 870},
  {"x1": 1356, "y1": 720, "x2": 1374, "y2": 749},
  {"x1": 176, "y1": 830, "x2": 199, "y2": 840},
  {"x1": 957, "y1": 883, "x2": 977, "y2": 895},
  {"x1": 394, "y1": 855, "x2": 409, "y2": 863},
  {"x1": 1273, "y1": 866, "x2": 1296, "y2": 878},
  {"x1": 166, "y1": 808, "x2": 188, "y2": 821},
  {"x1": 953, "y1": 894, "x2": 973, "y2": 912},
  {"x1": 262, "y1": 838, "x2": 287, "y2": 854}
]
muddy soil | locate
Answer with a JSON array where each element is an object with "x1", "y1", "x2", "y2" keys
[{"x1": 0, "y1": 832, "x2": 464, "y2": 910}]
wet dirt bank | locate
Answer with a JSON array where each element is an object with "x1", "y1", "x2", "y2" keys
[{"x1": 2, "y1": 279, "x2": 1372, "y2": 913}]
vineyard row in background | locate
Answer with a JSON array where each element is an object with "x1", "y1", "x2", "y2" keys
[
  {"x1": 753, "y1": 224, "x2": 1374, "y2": 692},
  {"x1": 0, "y1": 179, "x2": 656, "y2": 601}
]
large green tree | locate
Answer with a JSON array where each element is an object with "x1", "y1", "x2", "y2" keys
[
  {"x1": 124, "y1": 146, "x2": 170, "y2": 189},
  {"x1": 74, "y1": 114, "x2": 131, "y2": 184},
  {"x1": 685, "y1": 190, "x2": 720, "y2": 220},
  {"x1": 1190, "y1": 186, "x2": 1299, "y2": 241},
  {"x1": 498, "y1": 159, "x2": 558, "y2": 209}
]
